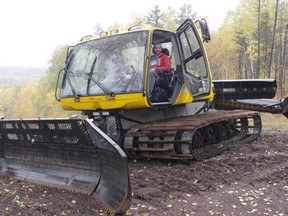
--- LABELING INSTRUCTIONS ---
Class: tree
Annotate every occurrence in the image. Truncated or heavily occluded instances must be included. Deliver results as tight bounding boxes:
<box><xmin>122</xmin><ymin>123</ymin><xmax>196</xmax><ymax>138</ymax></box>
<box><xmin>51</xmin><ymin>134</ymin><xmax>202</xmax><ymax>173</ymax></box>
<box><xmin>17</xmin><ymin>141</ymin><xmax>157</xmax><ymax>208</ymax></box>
<box><xmin>259</xmin><ymin>4</ymin><xmax>272</xmax><ymax>78</ymax></box>
<box><xmin>161</xmin><ymin>6</ymin><xmax>178</xmax><ymax>31</ymax></box>
<box><xmin>279</xmin><ymin>24</ymin><xmax>288</xmax><ymax>95</ymax></box>
<box><xmin>267</xmin><ymin>0</ymin><xmax>279</xmax><ymax>78</ymax></box>
<box><xmin>145</xmin><ymin>5</ymin><xmax>163</xmax><ymax>27</ymax></box>
<box><xmin>125</xmin><ymin>14</ymin><xmax>145</xmax><ymax>28</ymax></box>
<box><xmin>107</xmin><ymin>23</ymin><xmax>122</xmax><ymax>30</ymax></box>
<box><xmin>1</xmin><ymin>86</ymin><xmax>17</xmax><ymax>118</ymax></box>
<box><xmin>257</xmin><ymin>0</ymin><xmax>261</xmax><ymax>79</ymax></box>
<box><xmin>94</xmin><ymin>23</ymin><xmax>103</xmax><ymax>35</ymax></box>
<box><xmin>177</xmin><ymin>3</ymin><xmax>197</xmax><ymax>24</ymax></box>
<box><xmin>33</xmin><ymin>44</ymin><xmax>72</xmax><ymax>117</ymax></box>
<box><xmin>233</xmin><ymin>0</ymin><xmax>259</xmax><ymax>79</ymax></box>
<box><xmin>11</xmin><ymin>85</ymin><xmax>37</xmax><ymax>118</ymax></box>
<box><xmin>205</xmin><ymin>13</ymin><xmax>239</xmax><ymax>79</ymax></box>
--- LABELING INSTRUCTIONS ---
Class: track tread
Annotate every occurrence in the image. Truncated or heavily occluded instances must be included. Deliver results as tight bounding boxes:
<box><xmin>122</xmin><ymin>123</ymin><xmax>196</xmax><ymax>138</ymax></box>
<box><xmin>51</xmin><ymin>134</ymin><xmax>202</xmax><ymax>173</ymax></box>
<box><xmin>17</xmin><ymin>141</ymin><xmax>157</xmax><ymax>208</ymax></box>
<box><xmin>124</xmin><ymin>110</ymin><xmax>262</xmax><ymax>160</ymax></box>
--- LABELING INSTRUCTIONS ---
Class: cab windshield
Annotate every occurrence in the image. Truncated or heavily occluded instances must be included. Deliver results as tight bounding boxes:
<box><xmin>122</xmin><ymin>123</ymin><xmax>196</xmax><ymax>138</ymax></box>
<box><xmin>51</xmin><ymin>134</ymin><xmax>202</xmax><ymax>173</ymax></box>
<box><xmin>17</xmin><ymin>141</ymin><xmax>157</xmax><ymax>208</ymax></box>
<box><xmin>60</xmin><ymin>31</ymin><xmax>148</xmax><ymax>98</ymax></box>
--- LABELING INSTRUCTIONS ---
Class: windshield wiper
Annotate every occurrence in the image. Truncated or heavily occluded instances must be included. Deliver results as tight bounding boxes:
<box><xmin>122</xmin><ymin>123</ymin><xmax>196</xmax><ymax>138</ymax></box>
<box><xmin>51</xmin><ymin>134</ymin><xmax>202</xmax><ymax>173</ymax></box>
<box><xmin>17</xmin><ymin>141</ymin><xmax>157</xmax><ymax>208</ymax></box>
<box><xmin>85</xmin><ymin>74</ymin><xmax>115</xmax><ymax>97</ymax></box>
<box><xmin>86</xmin><ymin>56</ymin><xmax>115</xmax><ymax>97</ymax></box>
<box><xmin>86</xmin><ymin>56</ymin><xmax>97</xmax><ymax>94</ymax></box>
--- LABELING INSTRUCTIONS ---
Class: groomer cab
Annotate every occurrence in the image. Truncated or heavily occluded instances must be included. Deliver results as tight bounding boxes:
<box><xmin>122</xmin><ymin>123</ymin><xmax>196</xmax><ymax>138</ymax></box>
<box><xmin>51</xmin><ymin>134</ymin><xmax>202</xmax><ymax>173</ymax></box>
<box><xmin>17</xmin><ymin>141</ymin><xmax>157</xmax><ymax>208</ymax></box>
<box><xmin>57</xmin><ymin>19</ymin><xmax>214</xmax><ymax>111</ymax></box>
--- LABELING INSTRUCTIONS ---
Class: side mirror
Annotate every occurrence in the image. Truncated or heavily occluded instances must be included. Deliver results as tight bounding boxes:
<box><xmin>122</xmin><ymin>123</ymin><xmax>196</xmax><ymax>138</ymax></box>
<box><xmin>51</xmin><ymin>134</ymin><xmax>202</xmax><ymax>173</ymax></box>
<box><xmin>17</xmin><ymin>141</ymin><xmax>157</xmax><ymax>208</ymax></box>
<box><xmin>196</xmin><ymin>19</ymin><xmax>211</xmax><ymax>43</ymax></box>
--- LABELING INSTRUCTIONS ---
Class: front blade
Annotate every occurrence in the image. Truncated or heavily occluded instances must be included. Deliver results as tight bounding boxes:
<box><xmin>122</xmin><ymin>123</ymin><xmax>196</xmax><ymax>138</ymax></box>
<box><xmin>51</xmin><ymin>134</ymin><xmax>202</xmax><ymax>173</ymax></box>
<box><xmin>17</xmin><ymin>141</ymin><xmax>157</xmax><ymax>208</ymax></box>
<box><xmin>0</xmin><ymin>118</ymin><xmax>131</xmax><ymax>213</ymax></box>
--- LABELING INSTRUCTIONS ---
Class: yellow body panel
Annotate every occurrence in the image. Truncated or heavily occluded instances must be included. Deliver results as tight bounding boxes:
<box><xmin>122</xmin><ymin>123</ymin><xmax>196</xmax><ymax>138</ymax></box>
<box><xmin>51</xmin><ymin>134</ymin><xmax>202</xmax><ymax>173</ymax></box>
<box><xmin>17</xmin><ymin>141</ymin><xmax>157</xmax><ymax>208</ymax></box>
<box><xmin>60</xmin><ymin>82</ymin><xmax>214</xmax><ymax>111</ymax></box>
<box><xmin>174</xmin><ymin>84</ymin><xmax>193</xmax><ymax>104</ymax></box>
<box><xmin>174</xmin><ymin>84</ymin><xmax>214</xmax><ymax>105</ymax></box>
<box><xmin>60</xmin><ymin>93</ymin><xmax>149</xmax><ymax>111</ymax></box>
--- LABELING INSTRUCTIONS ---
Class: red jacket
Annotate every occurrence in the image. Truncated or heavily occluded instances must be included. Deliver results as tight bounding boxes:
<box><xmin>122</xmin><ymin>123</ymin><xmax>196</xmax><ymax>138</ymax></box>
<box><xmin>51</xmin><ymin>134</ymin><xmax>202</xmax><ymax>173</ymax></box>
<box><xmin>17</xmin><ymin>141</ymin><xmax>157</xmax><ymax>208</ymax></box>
<box><xmin>151</xmin><ymin>53</ymin><xmax>171</xmax><ymax>72</ymax></box>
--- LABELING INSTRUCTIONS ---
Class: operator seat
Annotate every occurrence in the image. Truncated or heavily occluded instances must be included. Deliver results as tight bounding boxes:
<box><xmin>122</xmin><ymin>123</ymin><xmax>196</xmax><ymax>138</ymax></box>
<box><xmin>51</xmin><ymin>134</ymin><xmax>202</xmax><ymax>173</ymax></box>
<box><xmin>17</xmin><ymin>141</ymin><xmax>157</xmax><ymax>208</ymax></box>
<box><xmin>162</xmin><ymin>48</ymin><xmax>170</xmax><ymax>56</ymax></box>
<box><xmin>151</xmin><ymin>48</ymin><xmax>175</xmax><ymax>102</ymax></box>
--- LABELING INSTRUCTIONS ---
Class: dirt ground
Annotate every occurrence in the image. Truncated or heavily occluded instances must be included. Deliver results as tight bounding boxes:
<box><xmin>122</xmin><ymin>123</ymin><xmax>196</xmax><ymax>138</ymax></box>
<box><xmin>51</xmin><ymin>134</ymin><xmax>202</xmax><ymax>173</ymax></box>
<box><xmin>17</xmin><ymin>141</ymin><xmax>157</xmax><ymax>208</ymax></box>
<box><xmin>0</xmin><ymin>129</ymin><xmax>287</xmax><ymax>216</ymax></box>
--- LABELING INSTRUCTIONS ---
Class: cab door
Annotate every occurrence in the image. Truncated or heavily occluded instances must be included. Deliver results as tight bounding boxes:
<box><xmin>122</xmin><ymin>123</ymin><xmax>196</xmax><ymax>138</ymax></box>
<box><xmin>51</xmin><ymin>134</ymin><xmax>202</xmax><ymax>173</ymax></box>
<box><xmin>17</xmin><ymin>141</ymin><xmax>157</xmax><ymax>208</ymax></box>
<box><xmin>176</xmin><ymin>19</ymin><xmax>211</xmax><ymax>98</ymax></box>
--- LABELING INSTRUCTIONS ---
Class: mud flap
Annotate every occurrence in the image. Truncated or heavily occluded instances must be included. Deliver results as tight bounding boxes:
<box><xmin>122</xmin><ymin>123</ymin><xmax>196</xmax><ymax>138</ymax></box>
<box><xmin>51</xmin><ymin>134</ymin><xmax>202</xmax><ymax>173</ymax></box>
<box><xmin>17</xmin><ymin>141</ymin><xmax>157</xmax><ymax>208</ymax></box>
<box><xmin>0</xmin><ymin>118</ymin><xmax>131</xmax><ymax>214</ymax></box>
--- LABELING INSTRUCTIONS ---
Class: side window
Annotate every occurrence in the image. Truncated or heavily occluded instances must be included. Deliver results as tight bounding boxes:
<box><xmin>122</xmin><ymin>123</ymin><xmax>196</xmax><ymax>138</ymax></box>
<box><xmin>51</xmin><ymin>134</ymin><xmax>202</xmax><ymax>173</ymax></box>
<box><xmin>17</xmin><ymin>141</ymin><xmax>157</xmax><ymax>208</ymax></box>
<box><xmin>179</xmin><ymin>27</ymin><xmax>207</xmax><ymax>78</ymax></box>
<box><xmin>185</xmin><ymin>28</ymin><xmax>200</xmax><ymax>54</ymax></box>
<box><xmin>179</xmin><ymin>33</ymin><xmax>190</xmax><ymax>59</ymax></box>
<box><xmin>185</xmin><ymin>57</ymin><xmax>207</xmax><ymax>77</ymax></box>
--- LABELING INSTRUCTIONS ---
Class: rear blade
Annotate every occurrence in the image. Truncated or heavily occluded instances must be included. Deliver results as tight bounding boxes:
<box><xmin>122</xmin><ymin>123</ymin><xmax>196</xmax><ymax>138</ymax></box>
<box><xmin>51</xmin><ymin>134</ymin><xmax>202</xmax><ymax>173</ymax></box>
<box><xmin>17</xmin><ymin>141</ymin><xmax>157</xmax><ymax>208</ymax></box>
<box><xmin>214</xmin><ymin>97</ymin><xmax>288</xmax><ymax>118</ymax></box>
<box><xmin>0</xmin><ymin>118</ymin><xmax>131</xmax><ymax>214</ymax></box>
<box><xmin>213</xmin><ymin>79</ymin><xmax>277</xmax><ymax>100</ymax></box>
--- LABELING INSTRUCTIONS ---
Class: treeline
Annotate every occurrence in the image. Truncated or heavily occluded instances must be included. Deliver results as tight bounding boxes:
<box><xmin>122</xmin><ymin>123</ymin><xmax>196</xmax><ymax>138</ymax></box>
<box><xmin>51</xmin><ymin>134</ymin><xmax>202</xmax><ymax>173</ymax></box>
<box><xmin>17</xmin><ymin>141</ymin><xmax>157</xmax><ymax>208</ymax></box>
<box><xmin>205</xmin><ymin>0</ymin><xmax>288</xmax><ymax>97</ymax></box>
<box><xmin>1</xmin><ymin>0</ymin><xmax>287</xmax><ymax>118</ymax></box>
<box><xmin>101</xmin><ymin>0</ymin><xmax>288</xmax><ymax>95</ymax></box>
<box><xmin>0</xmin><ymin>45</ymin><xmax>78</xmax><ymax>119</ymax></box>
<box><xmin>0</xmin><ymin>67</ymin><xmax>46</xmax><ymax>88</ymax></box>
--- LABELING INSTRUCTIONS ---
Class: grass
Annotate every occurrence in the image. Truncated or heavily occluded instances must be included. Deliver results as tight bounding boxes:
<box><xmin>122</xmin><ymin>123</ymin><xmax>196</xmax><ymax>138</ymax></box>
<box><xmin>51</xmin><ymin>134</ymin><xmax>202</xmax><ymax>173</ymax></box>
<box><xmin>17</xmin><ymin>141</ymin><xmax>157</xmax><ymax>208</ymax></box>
<box><xmin>261</xmin><ymin>113</ymin><xmax>288</xmax><ymax>131</ymax></box>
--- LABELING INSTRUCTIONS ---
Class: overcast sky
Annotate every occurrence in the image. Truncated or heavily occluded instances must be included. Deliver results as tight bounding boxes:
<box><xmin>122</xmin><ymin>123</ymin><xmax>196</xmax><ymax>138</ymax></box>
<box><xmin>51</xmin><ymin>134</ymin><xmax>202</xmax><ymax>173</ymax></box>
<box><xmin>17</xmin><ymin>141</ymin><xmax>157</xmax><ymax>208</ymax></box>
<box><xmin>0</xmin><ymin>0</ymin><xmax>240</xmax><ymax>68</ymax></box>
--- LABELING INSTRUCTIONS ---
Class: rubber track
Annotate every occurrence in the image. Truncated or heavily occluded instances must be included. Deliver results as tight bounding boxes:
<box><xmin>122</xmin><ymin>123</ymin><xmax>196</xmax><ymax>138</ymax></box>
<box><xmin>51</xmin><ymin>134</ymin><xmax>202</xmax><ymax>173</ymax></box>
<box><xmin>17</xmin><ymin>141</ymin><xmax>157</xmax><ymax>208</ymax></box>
<box><xmin>124</xmin><ymin>110</ymin><xmax>262</xmax><ymax>160</ymax></box>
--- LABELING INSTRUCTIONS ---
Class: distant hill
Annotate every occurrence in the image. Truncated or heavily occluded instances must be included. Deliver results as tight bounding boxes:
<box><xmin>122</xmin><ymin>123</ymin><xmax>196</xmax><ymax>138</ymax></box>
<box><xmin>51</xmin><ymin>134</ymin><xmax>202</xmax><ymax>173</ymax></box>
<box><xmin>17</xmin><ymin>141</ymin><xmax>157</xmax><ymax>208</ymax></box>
<box><xmin>0</xmin><ymin>66</ymin><xmax>46</xmax><ymax>86</ymax></box>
